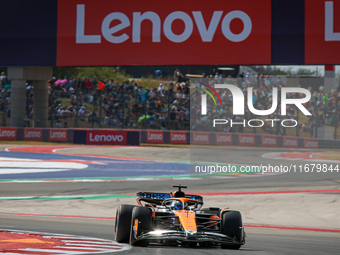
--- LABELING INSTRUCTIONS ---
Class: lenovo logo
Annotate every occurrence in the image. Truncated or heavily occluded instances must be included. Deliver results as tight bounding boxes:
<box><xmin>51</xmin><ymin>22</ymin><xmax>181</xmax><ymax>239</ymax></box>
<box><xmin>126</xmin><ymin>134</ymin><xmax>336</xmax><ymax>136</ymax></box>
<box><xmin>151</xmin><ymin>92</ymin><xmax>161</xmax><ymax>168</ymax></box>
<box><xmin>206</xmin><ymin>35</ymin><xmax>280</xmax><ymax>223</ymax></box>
<box><xmin>0</xmin><ymin>129</ymin><xmax>15</xmax><ymax>137</ymax></box>
<box><xmin>58</xmin><ymin>0</ymin><xmax>271</xmax><ymax>67</ymax></box>
<box><xmin>25</xmin><ymin>130</ymin><xmax>41</xmax><ymax>138</ymax></box>
<box><xmin>49</xmin><ymin>129</ymin><xmax>68</xmax><ymax>142</ymax></box>
<box><xmin>262</xmin><ymin>137</ymin><xmax>276</xmax><ymax>145</ymax></box>
<box><xmin>240</xmin><ymin>136</ymin><xmax>254</xmax><ymax>143</ymax></box>
<box><xmin>217</xmin><ymin>134</ymin><xmax>231</xmax><ymax>142</ymax></box>
<box><xmin>76</xmin><ymin>4</ymin><xmax>252</xmax><ymax>44</ymax></box>
<box><xmin>86</xmin><ymin>130</ymin><xmax>127</xmax><ymax>145</ymax></box>
<box><xmin>89</xmin><ymin>133</ymin><xmax>124</xmax><ymax>142</ymax></box>
<box><xmin>215</xmin><ymin>133</ymin><xmax>233</xmax><ymax>145</ymax></box>
<box><xmin>24</xmin><ymin>128</ymin><xmax>42</xmax><ymax>141</ymax></box>
<box><xmin>0</xmin><ymin>128</ymin><xmax>17</xmax><ymax>141</ymax></box>
<box><xmin>170</xmin><ymin>132</ymin><xmax>187</xmax><ymax>144</ymax></box>
<box><xmin>238</xmin><ymin>134</ymin><xmax>255</xmax><ymax>146</ymax></box>
<box><xmin>171</xmin><ymin>133</ymin><xmax>186</xmax><ymax>141</ymax></box>
<box><xmin>283</xmin><ymin>138</ymin><xmax>298</xmax><ymax>147</ymax></box>
<box><xmin>148</xmin><ymin>133</ymin><xmax>163</xmax><ymax>141</ymax></box>
<box><xmin>50</xmin><ymin>131</ymin><xmax>66</xmax><ymax>139</ymax></box>
<box><xmin>147</xmin><ymin>131</ymin><xmax>164</xmax><ymax>143</ymax></box>
<box><xmin>192</xmin><ymin>132</ymin><xmax>210</xmax><ymax>145</ymax></box>
<box><xmin>194</xmin><ymin>134</ymin><xmax>209</xmax><ymax>142</ymax></box>
<box><xmin>304</xmin><ymin>139</ymin><xmax>318</xmax><ymax>148</ymax></box>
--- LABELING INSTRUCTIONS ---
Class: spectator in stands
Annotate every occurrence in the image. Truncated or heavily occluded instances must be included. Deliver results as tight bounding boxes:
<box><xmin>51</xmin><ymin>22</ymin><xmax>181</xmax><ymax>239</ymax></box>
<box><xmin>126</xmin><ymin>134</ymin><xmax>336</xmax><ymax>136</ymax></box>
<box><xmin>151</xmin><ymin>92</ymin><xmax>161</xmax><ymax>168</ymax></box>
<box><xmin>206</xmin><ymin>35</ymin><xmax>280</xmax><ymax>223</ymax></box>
<box><xmin>0</xmin><ymin>72</ymin><xmax>8</xmax><ymax>88</ymax></box>
<box><xmin>85</xmin><ymin>78</ymin><xmax>92</xmax><ymax>93</ymax></box>
<box><xmin>158</xmin><ymin>83</ymin><xmax>165</xmax><ymax>95</ymax></box>
<box><xmin>176</xmin><ymin>82</ymin><xmax>183</xmax><ymax>94</ymax></box>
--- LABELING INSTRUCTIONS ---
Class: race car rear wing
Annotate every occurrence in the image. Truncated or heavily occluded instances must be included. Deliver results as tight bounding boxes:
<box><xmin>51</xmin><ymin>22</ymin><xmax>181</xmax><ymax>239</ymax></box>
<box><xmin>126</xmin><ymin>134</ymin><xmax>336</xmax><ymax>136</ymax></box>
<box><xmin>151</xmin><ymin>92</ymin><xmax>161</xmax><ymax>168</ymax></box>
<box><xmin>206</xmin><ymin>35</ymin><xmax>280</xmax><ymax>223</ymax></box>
<box><xmin>136</xmin><ymin>192</ymin><xmax>203</xmax><ymax>205</ymax></box>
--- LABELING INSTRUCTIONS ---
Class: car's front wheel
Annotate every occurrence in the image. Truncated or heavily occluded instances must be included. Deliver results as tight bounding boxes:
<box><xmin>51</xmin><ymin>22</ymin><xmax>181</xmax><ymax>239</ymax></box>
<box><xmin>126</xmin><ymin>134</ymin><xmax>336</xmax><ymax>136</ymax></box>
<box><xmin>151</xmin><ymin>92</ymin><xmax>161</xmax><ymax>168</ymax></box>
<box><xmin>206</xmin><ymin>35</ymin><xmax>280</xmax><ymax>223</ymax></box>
<box><xmin>220</xmin><ymin>210</ymin><xmax>244</xmax><ymax>249</ymax></box>
<box><xmin>115</xmin><ymin>204</ymin><xmax>136</xmax><ymax>243</ymax></box>
<box><xmin>130</xmin><ymin>207</ymin><xmax>152</xmax><ymax>247</ymax></box>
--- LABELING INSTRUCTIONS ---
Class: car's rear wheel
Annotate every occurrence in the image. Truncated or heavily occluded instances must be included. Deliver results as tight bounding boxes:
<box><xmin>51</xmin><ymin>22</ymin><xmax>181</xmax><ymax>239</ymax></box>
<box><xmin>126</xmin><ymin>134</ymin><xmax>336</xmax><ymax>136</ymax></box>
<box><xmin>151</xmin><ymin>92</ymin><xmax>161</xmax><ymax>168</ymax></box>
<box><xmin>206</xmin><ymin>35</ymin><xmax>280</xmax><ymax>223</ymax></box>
<box><xmin>130</xmin><ymin>207</ymin><xmax>152</xmax><ymax>247</ymax></box>
<box><xmin>115</xmin><ymin>204</ymin><xmax>135</xmax><ymax>243</ymax></box>
<box><xmin>220</xmin><ymin>210</ymin><xmax>243</xmax><ymax>249</ymax></box>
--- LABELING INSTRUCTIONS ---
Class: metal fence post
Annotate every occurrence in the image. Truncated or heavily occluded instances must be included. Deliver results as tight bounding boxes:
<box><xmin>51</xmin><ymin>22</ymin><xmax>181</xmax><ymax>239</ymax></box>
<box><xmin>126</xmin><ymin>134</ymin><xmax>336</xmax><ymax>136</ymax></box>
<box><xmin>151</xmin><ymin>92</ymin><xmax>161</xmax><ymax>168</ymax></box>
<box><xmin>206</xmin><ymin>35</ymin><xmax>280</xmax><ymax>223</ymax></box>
<box><xmin>75</xmin><ymin>88</ymin><xmax>79</xmax><ymax>128</ymax></box>
<box><xmin>314</xmin><ymin>104</ymin><xmax>318</xmax><ymax>139</ymax></box>
<box><xmin>99</xmin><ymin>92</ymin><xmax>102</xmax><ymax>128</ymax></box>
<box><xmin>335</xmin><ymin>100</ymin><xmax>338</xmax><ymax>140</ymax></box>
<box><xmin>2</xmin><ymin>92</ymin><xmax>6</xmax><ymax>127</ymax></box>
<box><xmin>168</xmin><ymin>89</ymin><xmax>170</xmax><ymax>130</ymax></box>
<box><xmin>276</xmin><ymin>110</ymin><xmax>279</xmax><ymax>135</ymax></box>
<box><xmin>122</xmin><ymin>88</ymin><xmax>125</xmax><ymax>128</ymax></box>
<box><xmin>144</xmin><ymin>93</ymin><xmax>147</xmax><ymax>130</ymax></box>
<box><xmin>296</xmin><ymin>108</ymin><xmax>299</xmax><ymax>137</ymax></box>
<box><xmin>50</xmin><ymin>103</ymin><xmax>53</xmax><ymax>128</ymax></box>
<box><xmin>210</xmin><ymin>92</ymin><xmax>213</xmax><ymax>132</ymax></box>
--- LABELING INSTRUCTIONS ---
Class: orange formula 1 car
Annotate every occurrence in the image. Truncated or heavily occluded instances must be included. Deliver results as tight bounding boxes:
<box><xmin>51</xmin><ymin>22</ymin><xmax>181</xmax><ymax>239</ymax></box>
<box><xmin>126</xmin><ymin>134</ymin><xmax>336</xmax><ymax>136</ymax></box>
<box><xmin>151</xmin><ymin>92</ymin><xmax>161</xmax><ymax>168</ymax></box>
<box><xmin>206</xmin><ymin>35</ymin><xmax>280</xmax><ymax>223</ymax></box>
<box><xmin>114</xmin><ymin>185</ymin><xmax>245</xmax><ymax>249</ymax></box>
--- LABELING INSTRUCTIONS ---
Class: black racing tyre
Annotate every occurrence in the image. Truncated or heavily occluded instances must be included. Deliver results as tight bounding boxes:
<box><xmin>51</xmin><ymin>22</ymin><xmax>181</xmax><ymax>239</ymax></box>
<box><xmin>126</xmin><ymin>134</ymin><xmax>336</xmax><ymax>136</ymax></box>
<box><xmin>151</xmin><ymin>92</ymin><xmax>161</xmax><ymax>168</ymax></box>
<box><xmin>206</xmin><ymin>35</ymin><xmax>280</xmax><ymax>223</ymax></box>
<box><xmin>220</xmin><ymin>210</ymin><xmax>243</xmax><ymax>250</ymax></box>
<box><xmin>115</xmin><ymin>204</ymin><xmax>136</xmax><ymax>243</ymax></box>
<box><xmin>130</xmin><ymin>207</ymin><xmax>152</xmax><ymax>247</ymax></box>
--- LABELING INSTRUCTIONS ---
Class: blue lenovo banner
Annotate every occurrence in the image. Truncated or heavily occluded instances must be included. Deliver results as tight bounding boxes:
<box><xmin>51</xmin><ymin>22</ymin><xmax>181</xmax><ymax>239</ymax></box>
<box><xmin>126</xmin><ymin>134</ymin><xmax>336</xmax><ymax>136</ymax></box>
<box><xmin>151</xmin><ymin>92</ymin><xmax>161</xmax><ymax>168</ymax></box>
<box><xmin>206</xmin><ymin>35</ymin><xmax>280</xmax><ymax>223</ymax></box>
<box><xmin>73</xmin><ymin>129</ymin><xmax>140</xmax><ymax>145</ymax></box>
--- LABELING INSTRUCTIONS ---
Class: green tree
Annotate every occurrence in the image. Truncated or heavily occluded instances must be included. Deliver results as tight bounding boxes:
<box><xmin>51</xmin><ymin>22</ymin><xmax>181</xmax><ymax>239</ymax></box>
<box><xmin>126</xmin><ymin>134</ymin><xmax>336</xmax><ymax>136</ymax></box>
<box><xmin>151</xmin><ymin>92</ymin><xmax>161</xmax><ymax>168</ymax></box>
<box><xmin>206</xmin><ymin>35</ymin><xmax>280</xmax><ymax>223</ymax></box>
<box><xmin>294</xmin><ymin>68</ymin><xmax>316</xmax><ymax>76</ymax></box>
<box><xmin>53</xmin><ymin>67</ymin><xmax>80</xmax><ymax>79</ymax></box>
<box><xmin>77</xmin><ymin>67</ymin><xmax>131</xmax><ymax>82</ymax></box>
<box><xmin>249</xmin><ymin>65</ymin><xmax>290</xmax><ymax>75</ymax></box>
<box><xmin>52</xmin><ymin>66</ymin><xmax>132</xmax><ymax>83</ymax></box>
<box><xmin>0</xmin><ymin>67</ymin><xmax>6</xmax><ymax>74</ymax></box>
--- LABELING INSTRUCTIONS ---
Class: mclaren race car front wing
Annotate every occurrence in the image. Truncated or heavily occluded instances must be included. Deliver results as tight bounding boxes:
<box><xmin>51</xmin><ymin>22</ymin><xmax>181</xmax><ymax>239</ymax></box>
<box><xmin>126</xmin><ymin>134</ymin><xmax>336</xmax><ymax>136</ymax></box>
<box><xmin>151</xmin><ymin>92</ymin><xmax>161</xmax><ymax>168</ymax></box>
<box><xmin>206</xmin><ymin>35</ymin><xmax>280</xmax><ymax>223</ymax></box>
<box><xmin>135</xmin><ymin>230</ymin><xmax>245</xmax><ymax>244</ymax></box>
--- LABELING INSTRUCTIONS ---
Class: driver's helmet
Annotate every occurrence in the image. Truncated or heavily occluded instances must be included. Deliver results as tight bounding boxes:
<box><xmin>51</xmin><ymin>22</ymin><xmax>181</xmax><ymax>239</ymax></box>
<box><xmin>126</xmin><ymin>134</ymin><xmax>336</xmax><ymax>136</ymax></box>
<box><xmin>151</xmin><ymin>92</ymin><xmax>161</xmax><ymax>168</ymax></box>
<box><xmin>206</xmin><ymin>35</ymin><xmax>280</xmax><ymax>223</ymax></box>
<box><xmin>170</xmin><ymin>200</ymin><xmax>183</xmax><ymax>210</ymax></box>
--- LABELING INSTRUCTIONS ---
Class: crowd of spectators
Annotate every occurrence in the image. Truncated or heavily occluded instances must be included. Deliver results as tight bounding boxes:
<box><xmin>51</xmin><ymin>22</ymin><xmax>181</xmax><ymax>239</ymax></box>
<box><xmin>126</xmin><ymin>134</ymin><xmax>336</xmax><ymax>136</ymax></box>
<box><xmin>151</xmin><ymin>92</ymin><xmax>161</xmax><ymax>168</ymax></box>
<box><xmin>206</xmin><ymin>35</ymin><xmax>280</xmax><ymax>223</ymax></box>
<box><xmin>45</xmin><ymin>73</ymin><xmax>191</xmax><ymax>130</ymax></box>
<box><xmin>0</xmin><ymin>70</ymin><xmax>339</xmax><ymax>137</ymax></box>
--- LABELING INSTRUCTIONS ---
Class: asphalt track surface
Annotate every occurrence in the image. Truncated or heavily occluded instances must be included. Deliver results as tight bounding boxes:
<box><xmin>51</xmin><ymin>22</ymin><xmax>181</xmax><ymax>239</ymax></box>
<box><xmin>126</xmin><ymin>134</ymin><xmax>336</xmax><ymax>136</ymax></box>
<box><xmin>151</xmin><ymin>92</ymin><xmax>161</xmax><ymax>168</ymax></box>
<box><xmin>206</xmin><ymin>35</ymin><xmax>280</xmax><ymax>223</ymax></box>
<box><xmin>1</xmin><ymin>145</ymin><xmax>340</xmax><ymax>254</ymax></box>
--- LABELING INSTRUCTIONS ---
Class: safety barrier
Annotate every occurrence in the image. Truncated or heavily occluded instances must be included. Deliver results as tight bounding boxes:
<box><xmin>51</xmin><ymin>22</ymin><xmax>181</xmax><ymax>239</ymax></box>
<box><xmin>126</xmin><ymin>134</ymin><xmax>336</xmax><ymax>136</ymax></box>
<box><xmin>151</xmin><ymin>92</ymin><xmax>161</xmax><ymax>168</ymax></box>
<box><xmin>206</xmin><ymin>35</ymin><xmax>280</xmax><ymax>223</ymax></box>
<box><xmin>189</xmin><ymin>131</ymin><xmax>320</xmax><ymax>149</ymax></box>
<box><xmin>0</xmin><ymin>127</ymin><xmax>139</xmax><ymax>146</ymax></box>
<box><xmin>141</xmin><ymin>130</ymin><xmax>324</xmax><ymax>149</ymax></box>
<box><xmin>1</xmin><ymin>127</ymin><xmax>340</xmax><ymax>149</ymax></box>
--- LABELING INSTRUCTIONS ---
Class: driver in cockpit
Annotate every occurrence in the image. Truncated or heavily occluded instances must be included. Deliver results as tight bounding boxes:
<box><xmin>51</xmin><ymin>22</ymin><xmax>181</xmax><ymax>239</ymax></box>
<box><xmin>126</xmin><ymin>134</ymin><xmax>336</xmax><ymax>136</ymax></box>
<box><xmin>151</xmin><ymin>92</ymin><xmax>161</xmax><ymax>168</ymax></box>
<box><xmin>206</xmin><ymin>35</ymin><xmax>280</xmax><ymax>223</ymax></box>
<box><xmin>170</xmin><ymin>200</ymin><xmax>183</xmax><ymax>210</ymax></box>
